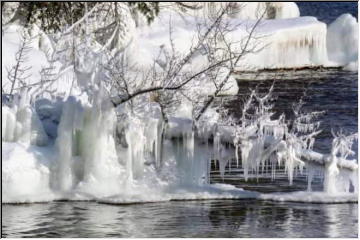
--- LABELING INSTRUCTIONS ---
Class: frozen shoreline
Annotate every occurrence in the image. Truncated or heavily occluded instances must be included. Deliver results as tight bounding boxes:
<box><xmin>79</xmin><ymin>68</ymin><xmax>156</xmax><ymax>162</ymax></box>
<box><xmin>2</xmin><ymin>2</ymin><xmax>358</xmax><ymax>206</ymax></box>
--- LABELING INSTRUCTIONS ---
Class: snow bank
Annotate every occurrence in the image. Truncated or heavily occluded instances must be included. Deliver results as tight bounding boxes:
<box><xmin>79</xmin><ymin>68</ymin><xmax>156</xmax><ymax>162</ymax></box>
<box><xmin>2</xmin><ymin>24</ymin><xmax>50</xmax><ymax>94</ymax></box>
<box><xmin>268</xmin><ymin>2</ymin><xmax>300</xmax><ymax>19</ymax></box>
<box><xmin>1</xmin><ymin>24</ymin><xmax>79</xmax><ymax>98</ymax></box>
<box><xmin>168</xmin><ymin>2</ymin><xmax>299</xmax><ymax>20</ymax></box>
<box><xmin>132</xmin><ymin>10</ymin><xmax>334</xmax><ymax>72</ymax></box>
<box><xmin>127</xmin><ymin>10</ymin><xmax>333</xmax><ymax>86</ymax></box>
<box><xmin>154</xmin><ymin>3</ymin><xmax>356</xmax><ymax>71</ymax></box>
<box><xmin>123</xmin><ymin>11</ymin><xmax>239</xmax><ymax>96</ymax></box>
<box><xmin>230</xmin><ymin>2</ymin><xmax>300</xmax><ymax>20</ymax></box>
<box><xmin>327</xmin><ymin>13</ymin><xmax>358</xmax><ymax>71</ymax></box>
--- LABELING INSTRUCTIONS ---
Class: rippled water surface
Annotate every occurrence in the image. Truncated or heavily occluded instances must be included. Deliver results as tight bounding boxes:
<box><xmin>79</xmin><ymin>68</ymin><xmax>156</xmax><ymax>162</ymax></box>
<box><xmin>2</xmin><ymin>200</ymin><xmax>358</xmax><ymax>238</ymax></box>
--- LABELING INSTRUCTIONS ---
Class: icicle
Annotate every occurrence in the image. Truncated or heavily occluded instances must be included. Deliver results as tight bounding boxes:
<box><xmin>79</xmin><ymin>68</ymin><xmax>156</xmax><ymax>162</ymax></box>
<box><xmin>306</xmin><ymin>164</ymin><xmax>315</xmax><ymax>192</ymax></box>
<box><xmin>54</xmin><ymin>96</ymin><xmax>80</xmax><ymax>192</ymax></box>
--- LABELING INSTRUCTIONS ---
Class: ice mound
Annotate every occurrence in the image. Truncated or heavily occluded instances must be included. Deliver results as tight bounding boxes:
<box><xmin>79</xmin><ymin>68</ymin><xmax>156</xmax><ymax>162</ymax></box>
<box><xmin>231</xmin><ymin>17</ymin><xmax>331</xmax><ymax>70</ymax></box>
<box><xmin>2</xmin><ymin>142</ymin><xmax>58</xmax><ymax>203</ymax></box>
<box><xmin>327</xmin><ymin>14</ymin><xmax>358</xmax><ymax>69</ymax></box>
<box><xmin>230</xmin><ymin>2</ymin><xmax>300</xmax><ymax>19</ymax></box>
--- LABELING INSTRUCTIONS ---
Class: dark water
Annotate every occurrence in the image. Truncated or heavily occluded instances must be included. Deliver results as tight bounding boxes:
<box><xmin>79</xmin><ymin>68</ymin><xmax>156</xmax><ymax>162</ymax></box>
<box><xmin>1</xmin><ymin>3</ymin><xmax>358</xmax><ymax>239</ymax></box>
<box><xmin>2</xmin><ymin>200</ymin><xmax>358</xmax><ymax>238</ymax></box>
<box><xmin>297</xmin><ymin>1</ymin><xmax>358</xmax><ymax>24</ymax></box>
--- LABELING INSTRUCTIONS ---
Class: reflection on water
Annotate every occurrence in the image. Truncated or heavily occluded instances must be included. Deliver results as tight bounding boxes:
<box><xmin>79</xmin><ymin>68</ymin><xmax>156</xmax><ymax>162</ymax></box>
<box><xmin>2</xmin><ymin>200</ymin><xmax>358</xmax><ymax>238</ymax></box>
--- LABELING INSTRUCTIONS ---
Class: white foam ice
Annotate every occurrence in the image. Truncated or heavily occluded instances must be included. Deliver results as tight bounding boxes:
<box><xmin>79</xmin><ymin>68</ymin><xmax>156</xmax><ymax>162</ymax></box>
<box><xmin>260</xmin><ymin>191</ymin><xmax>358</xmax><ymax>203</ymax></box>
<box><xmin>98</xmin><ymin>184</ymin><xmax>259</xmax><ymax>205</ymax></box>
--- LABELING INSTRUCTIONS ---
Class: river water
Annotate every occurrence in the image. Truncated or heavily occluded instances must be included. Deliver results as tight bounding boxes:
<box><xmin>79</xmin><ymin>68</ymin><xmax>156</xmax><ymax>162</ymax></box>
<box><xmin>1</xmin><ymin>2</ymin><xmax>358</xmax><ymax>238</ymax></box>
<box><xmin>2</xmin><ymin>200</ymin><xmax>358</xmax><ymax>238</ymax></box>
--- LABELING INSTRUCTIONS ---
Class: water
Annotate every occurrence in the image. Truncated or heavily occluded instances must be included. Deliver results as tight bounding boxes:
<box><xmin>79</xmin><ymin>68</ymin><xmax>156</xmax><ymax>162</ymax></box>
<box><xmin>2</xmin><ymin>200</ymin><xmax>357</xmax><ymax>238</ymax></box>
<box><xmin>297</xmin><ymin>1</ymin><xmax>358</xmax><ymax>24</ymax></box>
<box><xmin>1</xmin><ymin>2</ymin><xmax>358</xmax><ymax>238</ymax></box>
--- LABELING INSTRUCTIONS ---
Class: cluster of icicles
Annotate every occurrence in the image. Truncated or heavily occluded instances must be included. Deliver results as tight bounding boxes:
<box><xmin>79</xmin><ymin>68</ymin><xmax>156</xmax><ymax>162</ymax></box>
<box><xmin>2</xmin><ymin>85</ymin><xmax>358</xmax><ymax>198</ymax></box>
<box><xmin>231</xmin><ymin>86</ymin><xmax>358</xmax><ymax>194</ymax></box>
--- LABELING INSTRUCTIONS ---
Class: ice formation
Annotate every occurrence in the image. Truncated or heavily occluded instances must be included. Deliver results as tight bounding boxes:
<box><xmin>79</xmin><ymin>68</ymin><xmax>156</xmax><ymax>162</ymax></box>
<box><xmin>2</xmin><ymin>90</ymin><xmax>48</xmax><ymax>146</ymax></box>
<box><xmin>122</xmin><ymin>4</ymin><xmax>356</xmax><ymax>72</ymax></box>
<box><xmin>2</xmin><ymin>83</ymin><xmax>357</xmax><ymax>204</ymax></box>
<box><xmin>231</xmin><ymin>17</ymin><xmax>330</xmax><ymax>70</ymax></box>
<box><xmin>327</xmin><ymin>13</ymin><xmax>358</xmax><ymax>71</ymax></box>
<box><xmin>2</xmin><ymin>142</ymin><xmax>58</xmax><ymax>203</ymax></box>
<box><xmin>2</xmin><ymin>2</ymin><xmax>358</xmax><ymax>204</ymax></box>
<box><xmin>233</xmin><ymin>89</ymin><xmax>358</xmax><ymax>197</ymax></box>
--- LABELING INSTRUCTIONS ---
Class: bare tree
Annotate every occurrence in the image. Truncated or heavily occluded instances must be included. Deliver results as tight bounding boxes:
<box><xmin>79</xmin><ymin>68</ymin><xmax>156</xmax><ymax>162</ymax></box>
<box><xmin>105</xmin><ymin>3</ymin><xmax>268</xmax><ymax>121</ymax></box>
<box><xmin>6</xmin><ymin>32</ymin><xmax>33</xmax><ymax>96</ymax></box>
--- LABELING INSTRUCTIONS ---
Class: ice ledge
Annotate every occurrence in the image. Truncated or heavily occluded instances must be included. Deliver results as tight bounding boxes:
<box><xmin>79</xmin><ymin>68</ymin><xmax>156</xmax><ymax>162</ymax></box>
<box><xmin>260</xmin><ymin>191</ymin><xmax>358</xmax><ymax>203</ymax></box>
